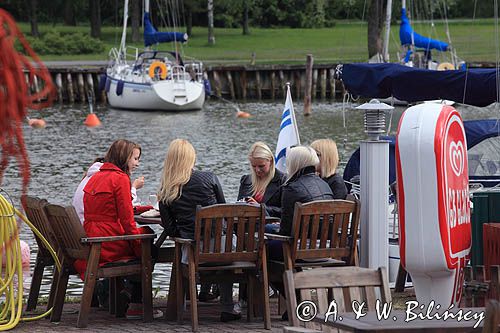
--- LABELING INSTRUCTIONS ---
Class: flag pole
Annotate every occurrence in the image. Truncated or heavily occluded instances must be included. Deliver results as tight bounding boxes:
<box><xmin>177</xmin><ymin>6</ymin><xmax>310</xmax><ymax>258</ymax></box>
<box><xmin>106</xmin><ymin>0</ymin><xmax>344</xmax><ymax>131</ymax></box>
<box><xmin>286</xmin><ymin>82</ymin><xmax>301</xmax><ymax>145</ymax></box>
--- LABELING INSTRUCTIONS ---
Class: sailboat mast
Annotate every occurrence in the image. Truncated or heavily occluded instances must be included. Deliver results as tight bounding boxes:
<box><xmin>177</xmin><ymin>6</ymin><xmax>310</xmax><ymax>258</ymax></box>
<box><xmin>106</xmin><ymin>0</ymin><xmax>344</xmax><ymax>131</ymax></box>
<box><xmin>145</xmin><ymin>0</ymin><xmax>150</xmax><ymax>13</ymax></box>
<box><xmin>383</xmin><ymin>0</ymin><xmax>393</xmax><ymax>62</ymax></box>
<box><xmin>119</xmin><ymin>0</ymin><xmax>129</xmax><ymax>56</ymax></box>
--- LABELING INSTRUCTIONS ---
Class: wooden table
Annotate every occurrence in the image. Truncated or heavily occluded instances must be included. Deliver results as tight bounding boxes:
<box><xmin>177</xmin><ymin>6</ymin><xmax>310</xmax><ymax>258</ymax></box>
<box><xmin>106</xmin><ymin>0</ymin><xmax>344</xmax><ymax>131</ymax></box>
<box><xmin>135</xmin><ymin>214</ymin><xmax>177</xmax><ymax>321</ymax></box>
<box><xmin>314</xmin><ymin>307</ymin><xmax>485</xmax><ymax>332</ymax></box>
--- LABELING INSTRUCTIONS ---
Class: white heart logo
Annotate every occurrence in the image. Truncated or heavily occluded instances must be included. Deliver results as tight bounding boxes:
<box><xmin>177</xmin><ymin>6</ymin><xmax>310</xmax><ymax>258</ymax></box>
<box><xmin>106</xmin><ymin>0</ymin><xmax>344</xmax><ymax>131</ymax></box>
<box><xmin>449</xmin><ymin>141</ymin><xmax>464</xmax><ymax>177</ymax></box>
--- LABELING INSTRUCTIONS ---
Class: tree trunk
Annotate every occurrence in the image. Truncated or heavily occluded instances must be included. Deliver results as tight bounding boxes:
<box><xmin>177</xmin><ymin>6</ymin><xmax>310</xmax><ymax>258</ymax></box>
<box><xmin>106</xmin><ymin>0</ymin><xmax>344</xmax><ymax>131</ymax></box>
<box><xmin>242</xmin><ymin>1</ymin><xmax>250</xmax><ymax>35</ymax></box>
<box><xmin>185</xmin><ymin>0</ymin><xmax>193</xmax><ymax>36</ymax></box>
<box><xmin>207</xmin><ymin>0</ymin><xmax>215</xmax><ymax>45</ymax></box>
<box><xmin>29</xmin><ymin>0</ymin><xmax>39</xmax><ymax>37</ymax></box>
<box><xmin>63</xmin><ymin>1</ymin><xmax>76</xmax><ymax>26</ymax></box>
<box><xmin>90</xmin><ymin>0</ymin><xmax>101</xmax><ymax>39</ymax></box>
<box><xmin>131</xmin><ymin>0</ymin><xmax>140</xmax><ymax>43</ymax></box>
<box><xmin>367</xmin><ymin>0</ymin><xmax>386</xmax><ymax>60</ymax></box>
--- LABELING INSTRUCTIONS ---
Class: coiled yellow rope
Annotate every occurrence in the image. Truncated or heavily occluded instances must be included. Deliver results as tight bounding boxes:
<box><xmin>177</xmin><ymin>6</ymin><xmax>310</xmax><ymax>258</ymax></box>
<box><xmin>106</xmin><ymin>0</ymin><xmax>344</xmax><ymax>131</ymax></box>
<box><xmin>0</xmin><ymin>192</ymin><xmax>60</xmax><ymax>331</ymax></box>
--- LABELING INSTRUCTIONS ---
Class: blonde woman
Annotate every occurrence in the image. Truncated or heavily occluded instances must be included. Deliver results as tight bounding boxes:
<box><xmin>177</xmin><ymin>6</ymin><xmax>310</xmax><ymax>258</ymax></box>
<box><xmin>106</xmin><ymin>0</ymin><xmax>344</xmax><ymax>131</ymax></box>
<box><xmin>157</xmin><ymin>139</ymin><xmax>240</xmax><ymax>322</ymax></box>
<box><xmin>237</xmin><ymin>141</ymin><xmax>286</xmax><ymax>218</ymax></box>
<box><xmin>311</xmin><ymin>139</ymin><xmax>348</xmax><ymax>199</ymax></box>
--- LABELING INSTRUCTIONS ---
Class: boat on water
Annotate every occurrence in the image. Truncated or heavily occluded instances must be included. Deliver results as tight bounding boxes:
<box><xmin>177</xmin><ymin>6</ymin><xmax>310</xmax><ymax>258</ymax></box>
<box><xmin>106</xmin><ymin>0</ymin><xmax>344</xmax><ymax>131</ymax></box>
<box><xmin>104</xmin><ymin>0</ymin><xmax>205</xmax><ymax>111</ymax></box>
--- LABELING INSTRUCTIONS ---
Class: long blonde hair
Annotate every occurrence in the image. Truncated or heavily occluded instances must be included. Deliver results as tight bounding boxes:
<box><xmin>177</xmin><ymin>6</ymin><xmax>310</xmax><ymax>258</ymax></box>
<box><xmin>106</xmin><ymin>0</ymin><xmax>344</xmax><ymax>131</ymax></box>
<box><xmin>286</xmin><ymin>146</ymin><xmax>319</xmax><ymax>182</ymax></box>
<box><xmin>311</xmin><ymin>139</ymin><xmax>339</xmax><ymax>178</ymax></box>
<box><xmin>248</xmin><ymin>141</ymin><xmax>275</xmax><ymax>196</ymax></box>
<box><xmin>158</xmin><ymin>139</ymin><xmax>196</xmax><ymax>204</ymax></box>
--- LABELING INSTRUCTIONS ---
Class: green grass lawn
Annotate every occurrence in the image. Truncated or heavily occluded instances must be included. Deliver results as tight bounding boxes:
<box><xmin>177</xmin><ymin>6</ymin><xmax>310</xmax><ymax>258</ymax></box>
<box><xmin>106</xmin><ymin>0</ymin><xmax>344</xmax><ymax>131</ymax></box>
<box><xmin>16</xmin><ymin>19</ymin><xmax>499</xmax><ymax>65</ymax></box>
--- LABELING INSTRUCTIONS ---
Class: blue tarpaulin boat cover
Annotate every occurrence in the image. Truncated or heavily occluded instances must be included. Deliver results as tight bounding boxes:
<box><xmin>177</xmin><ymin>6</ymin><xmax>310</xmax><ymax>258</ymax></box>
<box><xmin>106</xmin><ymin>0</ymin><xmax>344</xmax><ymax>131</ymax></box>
<box><xmin>343</xmin><ymin>119</ymin><xmax>500</xmax><ymax>187</ymax></box>
<box><xmin>399</xmin><ymin>8</ymin><xmax>448</xmax><ymax>51</ymax></box>
<box><xmin>144</xmin><ymin>12</ymin><xmax>187</xmax><ymax>47</ymax></box>
<box><xmin>340</xmin><ymin>63</ymin><xmax>498</xmax><ymax>107</ymax></box>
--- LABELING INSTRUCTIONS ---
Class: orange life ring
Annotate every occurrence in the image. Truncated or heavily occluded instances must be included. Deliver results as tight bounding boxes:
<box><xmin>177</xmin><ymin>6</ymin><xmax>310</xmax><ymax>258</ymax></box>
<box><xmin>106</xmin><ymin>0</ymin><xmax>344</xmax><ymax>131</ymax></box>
<box><xmin>148</xmin><ymin>61</ymin><xmax>168</xmax><ymax>80</ymax></box>
<box><xmin>437</xmin><ymin>62</ymin><xmax>455</xmax><ymax>71</ymax></box>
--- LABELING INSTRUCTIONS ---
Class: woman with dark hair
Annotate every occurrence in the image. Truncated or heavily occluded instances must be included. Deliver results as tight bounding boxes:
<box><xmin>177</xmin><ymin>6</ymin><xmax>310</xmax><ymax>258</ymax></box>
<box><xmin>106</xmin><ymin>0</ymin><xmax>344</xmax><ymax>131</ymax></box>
<box><xmin>75</xmin><ymin>139</ymin><xmax>160</xmax><ymax>320</ymax></box>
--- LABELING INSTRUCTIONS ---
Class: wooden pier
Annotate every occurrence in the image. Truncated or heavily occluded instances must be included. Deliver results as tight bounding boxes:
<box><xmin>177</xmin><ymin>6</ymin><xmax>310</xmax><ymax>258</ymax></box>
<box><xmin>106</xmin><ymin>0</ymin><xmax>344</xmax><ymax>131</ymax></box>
<box><xmin>31</xmin><ymin>60</ymin><xmax>496</xmax><ymax>105</ymax></box>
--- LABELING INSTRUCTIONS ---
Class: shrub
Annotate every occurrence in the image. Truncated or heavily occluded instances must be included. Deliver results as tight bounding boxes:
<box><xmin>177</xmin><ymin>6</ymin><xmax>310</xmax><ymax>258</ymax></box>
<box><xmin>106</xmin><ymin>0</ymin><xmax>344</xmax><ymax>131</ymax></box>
<box><xmin>17</xmin><ymin>30</ymin><xmax>105</xmax><ymax>55</ymax></box>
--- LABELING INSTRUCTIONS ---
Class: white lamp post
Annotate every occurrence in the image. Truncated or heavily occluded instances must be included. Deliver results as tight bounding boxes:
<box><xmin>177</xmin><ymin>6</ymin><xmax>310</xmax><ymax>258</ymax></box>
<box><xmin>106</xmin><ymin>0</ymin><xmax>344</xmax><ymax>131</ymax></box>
<box><xmin>356</xmin><ymin>99</ymin><xmax>393</xmax><ymax>269</ymax></box>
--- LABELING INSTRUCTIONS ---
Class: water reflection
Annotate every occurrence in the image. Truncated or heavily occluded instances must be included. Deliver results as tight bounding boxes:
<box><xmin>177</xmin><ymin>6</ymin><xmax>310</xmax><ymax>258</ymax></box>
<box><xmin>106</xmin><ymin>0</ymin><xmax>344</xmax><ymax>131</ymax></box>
<box><xmin>4</xmin><ymin>100</ymin><xmax>497</xmax><ymax>297</ymax></box>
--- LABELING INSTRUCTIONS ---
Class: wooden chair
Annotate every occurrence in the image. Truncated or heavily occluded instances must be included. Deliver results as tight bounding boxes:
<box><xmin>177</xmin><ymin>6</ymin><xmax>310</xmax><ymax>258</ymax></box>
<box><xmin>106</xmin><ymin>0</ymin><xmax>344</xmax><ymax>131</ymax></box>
<box><xmin>283</xmin><ymin>266</ymin><xmax>391</xmax><ymax>331</ymax></box>
<box><xmin>267</xmin><ymin>199</ymin><xmax>361</xmax><ymax>272</ymax></box>
<box><xmin>174</xmin><ymin>203</ymin><xmax>271</xmax><ymax>332</ymax></box>
<box><xmin>21</xmin><ymin>195</ymin><xmax>59</xmax><ymax>312</ymax></box>
<box><xmin>44</xmin><ymin>203</ymin><xmax>156</xmax><ymax>328</ymax></box>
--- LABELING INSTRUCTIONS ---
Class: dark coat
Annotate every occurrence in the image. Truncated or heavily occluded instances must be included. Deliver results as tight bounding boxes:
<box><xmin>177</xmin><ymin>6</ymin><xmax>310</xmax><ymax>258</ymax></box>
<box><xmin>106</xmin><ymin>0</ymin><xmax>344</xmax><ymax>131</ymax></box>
<box><xmin>279</xmin><ymin>166</ymin><xmax>333</xmax><ymax>236</ymax></box>
<box><xmin>323</xmin><ymin>173</ymin><xmax>348</xmax><ymax>199</ymax></box>
<box><xmin>159</xmin><ymin>169</ymin><xmax>225</xmax><ymax>239</ymax></box>
<box><xmin>237</xmin><ymin>169</ymin><xmax>286</xmax><ymax>218</ymax></box>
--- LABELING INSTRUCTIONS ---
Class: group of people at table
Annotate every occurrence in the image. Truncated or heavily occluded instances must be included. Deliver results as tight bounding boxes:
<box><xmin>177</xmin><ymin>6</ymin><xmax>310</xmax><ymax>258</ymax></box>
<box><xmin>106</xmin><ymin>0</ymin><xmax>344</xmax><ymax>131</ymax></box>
<box><xmin>71</xmin><ymin>138</ymin><xmax>348</xmax><ymax>321</ymax></box>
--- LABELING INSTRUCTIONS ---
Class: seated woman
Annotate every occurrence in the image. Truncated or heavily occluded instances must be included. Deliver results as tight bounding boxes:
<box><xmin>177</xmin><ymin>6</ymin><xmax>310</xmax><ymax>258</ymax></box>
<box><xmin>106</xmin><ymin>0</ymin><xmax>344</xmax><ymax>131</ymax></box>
<box><xmin>157</xmin><ymin>139</ymin><xmax>240</xmax><ymax>322</ymax></box>
<box><xmin>267</xmin><ymin>146</ymin><xmax>333</xmax><ymax>317</ymax></box>
<box><xmin>311</xmin><ymin>139</ymin><xmax>348</xmax><ymax>199</ymax></box>
<box><xmin>238</xmin><ymin>142</ymin><xmax>286</xmax><ymax>232</ymax></box>
<box><xmin>75</xmin><ymin>139</ymin><xmax>160</xmax><ymax>320</ymax></box>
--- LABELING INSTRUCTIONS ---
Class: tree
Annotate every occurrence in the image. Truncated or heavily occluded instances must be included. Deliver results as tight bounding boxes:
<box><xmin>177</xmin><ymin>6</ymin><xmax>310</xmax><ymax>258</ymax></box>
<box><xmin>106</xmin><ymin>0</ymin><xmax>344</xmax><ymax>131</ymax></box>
<box><xmin>207</xmin><ymin>0</ymin><xmax>215</xmax><ymax>45</ymax></box>
<box><xmin>367</xmin><ymin>0</ymin><xmax>386</xmax><ymax>60</ymax></box>
<box><xmin>64</xmin><ymin>1</ymin><xmax>76</xmax><ymax>26</ymax></box>
<box><xmin>131</xmin><ymin>0</ymin><xmax>141</xmax><ymax>43</ymax></box>
<box><xmin>90</xmin><ymin>0</ymin><xmax>101</xmax><ymax>39</ymax></box>
<box><xmin>28</xmin><ymin>0</ymin><xmax>39</xmax><ymax>37</ymax></box>
<box><xmin>242</xmin><ymin>0</ymin><xmax>250</xmax><ymax>35</ymax></box>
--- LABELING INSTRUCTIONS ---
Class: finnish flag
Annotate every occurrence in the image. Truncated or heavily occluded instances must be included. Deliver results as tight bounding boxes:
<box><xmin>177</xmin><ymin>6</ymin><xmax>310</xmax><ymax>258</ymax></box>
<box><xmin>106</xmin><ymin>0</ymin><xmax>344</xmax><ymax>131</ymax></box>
<box><xmin>275</xmin><ymin>84</ymin><xmax>300</xmax><ymax>173</ymax></box>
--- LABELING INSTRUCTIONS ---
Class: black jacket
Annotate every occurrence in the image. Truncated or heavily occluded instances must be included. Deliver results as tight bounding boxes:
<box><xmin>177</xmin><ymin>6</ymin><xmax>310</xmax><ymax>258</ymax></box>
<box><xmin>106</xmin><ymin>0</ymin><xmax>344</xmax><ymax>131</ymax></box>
<box><xmin>280</xmin><ymin>166</ymin><xmax>333</xmax><ymax>236</ymax></box>
<box><xmin>323</xmin><ymin>173</ymin><xmax>348</xmax><ymax>199</ymax></box>
<box><xmin>159</xmin><ymin>169</ymin><xmax>225</xmax><ymax>239</ymax></box>
<box><xmin>237</xmin><ymin>169</ymin><xmax>286</xmax><ymax>218</ymax></box>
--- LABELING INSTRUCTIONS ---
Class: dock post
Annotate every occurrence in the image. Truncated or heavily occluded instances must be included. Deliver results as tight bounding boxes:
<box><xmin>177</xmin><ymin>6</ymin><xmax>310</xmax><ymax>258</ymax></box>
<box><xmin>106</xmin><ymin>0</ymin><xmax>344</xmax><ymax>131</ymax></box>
<box><xmin>270</xmin><ymin>71</ymin><xmax>276</xmax><ymax>101</ymax></box>
<box><xmin>279</xmin><ymin>70</ymin><xmax>285</xmax><ymax>99</ymax></box>
<box><xmin>67</xmin><ymin>73</ymin><xmax>75</xmax><ymax>104</ymax></box>
<box><xmin>226</xmin><ymin>71</ymin><xmax>235</xmax><ymax>100</ymax></box>
<box><xmin>77</xmin><ymin>74</ymin><xmax>85</xmax><ymax>102</ymax></box>
<box><xmin>312</xmin><ymin>68</ymin><xmax>318</xmax><ymax>101</ymax></box>
<box><xmin>55</xmin><ymin>73</ymin><xmax>63</xmax><ymax>102</ymax></box>
<box><xmin>329</xmin><ymin>68</ymin><xmax>336</xmax><ymax>101</ymax></box>
<box><xmin>212</xmin><ymin>71</ymin><xmax>221</xmax><ymax>97</ymax></box>
<box><xmin>320</xmin><ymin>69</ymin><xmax>326</xmax><ymax>100</ymax></box>
<box><xmin>241</xmin><ymin>71</ymin><xmax>247</xmax><ymax>101</ymax></box>
<box><xmin>255</xmin><ymin>71</ymin><xmax>262</xmax><ymax>100</ymax></box>
<box><xmin>304</xmin><ymin>54</ymin><xmax>313</xmax><ymax>116</ymax></box>
<box><xmin>86</xmin><ymin>73</ymin><xmax>95</xmax><ymax>101</ymax></box>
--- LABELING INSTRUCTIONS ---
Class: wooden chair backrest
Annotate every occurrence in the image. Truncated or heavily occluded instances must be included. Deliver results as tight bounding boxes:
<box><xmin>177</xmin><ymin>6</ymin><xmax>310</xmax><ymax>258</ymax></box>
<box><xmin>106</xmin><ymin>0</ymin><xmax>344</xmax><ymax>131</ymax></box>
<box><xmin>21</xmin><ymin>195</ymin><xmax>58</xmax><ymax>256</ymax></box>
<box><xmin>194</xmin><ymin>203</ymin><xmax>266</xmax><ymax>267</ymax></box>
<box><xmin>45</xmin><ymin>204</ymin><xmax>89</xmax><ymax>260</ymax></box>
<box><xmin>284</xmin><ymin>266</ymin><xmax>391</xmax><ymax>329</ymax></box>
<box><xmin>290</xmin><ymin>199</ymin><xmax>360</xmax><ymax>265</ymax></box>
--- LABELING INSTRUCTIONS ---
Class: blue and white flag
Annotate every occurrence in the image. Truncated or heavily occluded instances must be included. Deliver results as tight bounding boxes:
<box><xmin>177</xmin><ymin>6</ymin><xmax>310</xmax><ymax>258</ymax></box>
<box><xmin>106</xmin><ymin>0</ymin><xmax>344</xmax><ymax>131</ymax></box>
<box><xmin>275</xmin><ymin>84</ymin><xmax>300</xmax><ymax>173</ymax></box>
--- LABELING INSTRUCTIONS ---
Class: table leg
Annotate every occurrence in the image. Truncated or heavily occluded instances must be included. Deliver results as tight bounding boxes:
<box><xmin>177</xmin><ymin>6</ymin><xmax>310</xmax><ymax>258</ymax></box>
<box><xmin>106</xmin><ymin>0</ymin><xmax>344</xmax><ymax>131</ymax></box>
<box><xmin>165</xmin><ymin>249</ymin><xmax>178</xmax><ymax>320</ymax></box>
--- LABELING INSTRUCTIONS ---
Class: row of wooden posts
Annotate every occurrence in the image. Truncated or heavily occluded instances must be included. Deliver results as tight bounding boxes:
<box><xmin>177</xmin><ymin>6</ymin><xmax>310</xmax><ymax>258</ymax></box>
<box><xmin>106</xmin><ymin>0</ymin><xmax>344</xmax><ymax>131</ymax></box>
<box><xmin>29</xmin><ymin>55</ymin><xmax>345</xmax><ymax>109</ymax></box>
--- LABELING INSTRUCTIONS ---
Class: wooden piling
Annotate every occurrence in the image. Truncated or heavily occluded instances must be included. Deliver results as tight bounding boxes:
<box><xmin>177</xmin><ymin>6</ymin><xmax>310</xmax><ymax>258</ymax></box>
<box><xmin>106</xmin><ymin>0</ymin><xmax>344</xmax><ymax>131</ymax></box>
<box><xmin>241</xmin><ymin>71</ymin><xmax>247</xmax><ymax>101</ymax></box>
<box><xmin>212</xmin><ymin>71</ymin><xmax>222</xmax><ymax>97</ymax></box>
<box><xmin>255</xmin><ymin>71</ymin><xmax>262</xmax><ymax>100</ymax></box>
<box><xmin>312</xmin><ymin>69</ymin><xmax>318</xmax><ymax>101</ymax></box>
<box><xmin>55</xmin><ymin>73</ymin><xmax>63</xmax><ymax>102</ymax></box>
<box><xmin>270</xmin><ymin>71</ymin><xmax>276</xmax><ymax>100</ymax></box>
<box><xmin>67</xmin><ymin>73</ymin><xmax>75</xmax><ymax>104</ymax></box>
<box><xmin>320</xmin><ymin>69</ymin><xmax>327</xmax><ymax>100</ymax></box>
<box><xmin>304</xmin><ymin>54</ymin><xmax>313</xmax><ymax>116</ymax></box>
<box><xmin>86</xmin><ymin>73</ymin><xmax>95</xmax><ymax>101</ymax></box>
<box><xmin>77</xmin><ymin>73</ymin><xmax>85</xmax><ymax>102</ymax></box>
<box><xmin>279</xmin><ymin>70</ymin><xmax>285</xmax><ymax>99</ymax></box>
<box><xmin>329</xmin><ymin>68</ymin><xmax>336</xmax><ymax>100</ymax></box>
<box><xmin>226</xmin><ymin>71</ymin><xmax>235</xmax><ymax>100</ymax></box>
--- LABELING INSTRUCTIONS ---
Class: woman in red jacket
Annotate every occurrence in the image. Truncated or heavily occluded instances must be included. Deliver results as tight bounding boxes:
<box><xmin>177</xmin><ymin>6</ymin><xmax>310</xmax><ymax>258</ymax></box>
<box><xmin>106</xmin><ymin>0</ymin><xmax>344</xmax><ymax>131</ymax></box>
<box><xmin>75</xmin><ymin>139</ymin><xmax>159</xmax><ymax>319</ymax></box>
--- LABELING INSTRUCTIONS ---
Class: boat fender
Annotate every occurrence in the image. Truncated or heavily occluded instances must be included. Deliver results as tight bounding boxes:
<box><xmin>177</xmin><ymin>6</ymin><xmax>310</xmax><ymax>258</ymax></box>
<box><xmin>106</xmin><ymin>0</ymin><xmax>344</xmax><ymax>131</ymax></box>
<box><xmin>204</xmin><ymin>79</ymin><xmax>212</xmax><ymax>96</ymax></box>
<box><xmin>98</xmin><ymin>74</ymin><xmax>107</xmax><ymax>92</ymax></box>
<box><xmin>437</xmin><ymin>62</ymin><xmax>455</xmax><ymax>71</ymax></box>
<box><xmin>149</xmin><ymin>61</ymin><xmax>168</xmax><ymax>80</ymax></box>
<box><xmin>105</xmin><ymin>77</ymin><xmax>111</xmax><ymax>93</ymax></box>
<box><xmin>116</xmin><ymin>80</ymin><xmax>124</xmax><ymax>96</ymax></box>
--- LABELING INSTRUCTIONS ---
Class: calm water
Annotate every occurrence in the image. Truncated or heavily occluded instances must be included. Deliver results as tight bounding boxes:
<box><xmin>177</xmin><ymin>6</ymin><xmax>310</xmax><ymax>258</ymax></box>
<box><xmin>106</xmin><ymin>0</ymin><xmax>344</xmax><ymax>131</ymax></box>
<box><xmin>3</xmin><ymin>100</ymin><xmax>498</xmax><ymax>297</ymax></box>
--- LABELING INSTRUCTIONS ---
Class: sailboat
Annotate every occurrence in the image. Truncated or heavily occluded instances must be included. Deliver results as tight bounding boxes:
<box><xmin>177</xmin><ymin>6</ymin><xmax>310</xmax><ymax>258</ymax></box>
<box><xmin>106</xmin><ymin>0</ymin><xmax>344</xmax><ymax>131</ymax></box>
<box><xmin>104</xmin><ymin>0</ymin><xmax>205</xmax><ymax>111</ymax></box>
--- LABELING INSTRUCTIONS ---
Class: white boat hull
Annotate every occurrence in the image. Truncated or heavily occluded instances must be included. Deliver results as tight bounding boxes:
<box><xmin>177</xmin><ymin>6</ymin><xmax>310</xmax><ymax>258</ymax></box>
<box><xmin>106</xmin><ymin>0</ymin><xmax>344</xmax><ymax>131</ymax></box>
<box><xmin>106</xmin><ymin>77</ymin><xmax>205</xmax><ymax>111</ymax></box>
